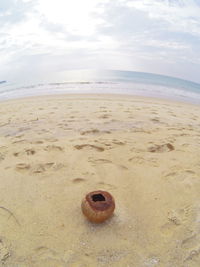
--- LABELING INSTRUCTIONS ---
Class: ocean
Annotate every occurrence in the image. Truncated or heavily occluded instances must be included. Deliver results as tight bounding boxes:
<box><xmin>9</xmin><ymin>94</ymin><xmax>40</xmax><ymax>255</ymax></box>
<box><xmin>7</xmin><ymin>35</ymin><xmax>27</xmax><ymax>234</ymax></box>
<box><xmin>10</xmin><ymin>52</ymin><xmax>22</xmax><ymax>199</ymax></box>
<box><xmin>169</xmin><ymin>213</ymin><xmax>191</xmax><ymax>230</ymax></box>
<box><xmin>0</xmin><ymin>70</ymin><xmax>200</xmax><ymax>104</ymax></box>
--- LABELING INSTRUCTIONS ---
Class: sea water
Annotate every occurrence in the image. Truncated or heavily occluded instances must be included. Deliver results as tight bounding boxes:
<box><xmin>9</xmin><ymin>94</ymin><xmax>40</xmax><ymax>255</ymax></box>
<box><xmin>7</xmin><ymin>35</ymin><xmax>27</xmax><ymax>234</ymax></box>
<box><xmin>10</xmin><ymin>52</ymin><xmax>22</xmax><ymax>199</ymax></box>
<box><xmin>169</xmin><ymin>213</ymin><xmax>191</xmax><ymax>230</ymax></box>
<box><xmin>0</xmin><ymin>70</ymin><xmax>200</xmax><ymax>104</ymax></box>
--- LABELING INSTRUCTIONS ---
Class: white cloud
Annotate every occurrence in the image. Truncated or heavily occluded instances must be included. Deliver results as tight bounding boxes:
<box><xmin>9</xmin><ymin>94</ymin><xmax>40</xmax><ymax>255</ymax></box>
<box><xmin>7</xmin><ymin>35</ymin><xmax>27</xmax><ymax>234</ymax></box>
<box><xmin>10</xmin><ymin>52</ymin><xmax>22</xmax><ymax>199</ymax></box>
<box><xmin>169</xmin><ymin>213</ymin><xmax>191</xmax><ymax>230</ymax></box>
<box><xmin>35</xmin><ymin>0</ymin><xmax>106</xmax><ymax>36</ymax></box>
<box><xmin>126</xmin><ymin>0</ymin><xmax>200</xmax><ymax>36</ymax></box>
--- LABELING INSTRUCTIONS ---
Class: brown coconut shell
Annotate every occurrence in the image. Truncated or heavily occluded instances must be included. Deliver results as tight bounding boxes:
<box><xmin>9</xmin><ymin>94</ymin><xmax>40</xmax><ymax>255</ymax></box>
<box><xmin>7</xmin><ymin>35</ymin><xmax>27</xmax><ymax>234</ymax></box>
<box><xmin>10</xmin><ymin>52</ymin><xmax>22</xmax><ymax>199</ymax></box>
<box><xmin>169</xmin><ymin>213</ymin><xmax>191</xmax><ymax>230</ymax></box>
<box><xmin>81</xmin><ymin>190</ymin><xmax>115</xmax><ymax>223</ymax></box>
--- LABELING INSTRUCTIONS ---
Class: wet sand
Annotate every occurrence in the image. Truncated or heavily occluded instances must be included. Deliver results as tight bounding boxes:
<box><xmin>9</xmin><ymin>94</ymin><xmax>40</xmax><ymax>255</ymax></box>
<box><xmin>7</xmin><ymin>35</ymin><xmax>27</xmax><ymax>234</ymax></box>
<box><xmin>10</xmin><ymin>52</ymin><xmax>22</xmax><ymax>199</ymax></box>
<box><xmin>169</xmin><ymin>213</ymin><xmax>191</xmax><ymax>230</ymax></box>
<box><xmin>0</xmin><ymin>94</ymin><xmax>200</xmax><ymax>266</ymax></box>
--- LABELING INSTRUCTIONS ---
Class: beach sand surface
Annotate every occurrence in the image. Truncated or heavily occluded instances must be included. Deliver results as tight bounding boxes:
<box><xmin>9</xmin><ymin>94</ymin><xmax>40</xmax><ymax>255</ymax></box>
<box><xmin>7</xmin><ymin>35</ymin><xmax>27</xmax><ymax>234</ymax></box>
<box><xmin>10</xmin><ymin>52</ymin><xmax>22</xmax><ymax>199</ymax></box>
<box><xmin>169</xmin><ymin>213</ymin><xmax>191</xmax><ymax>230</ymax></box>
<box><xmin>0</xmin><ymin>94</ymin><xmax>200</xmax><ymax>267</ymax></box>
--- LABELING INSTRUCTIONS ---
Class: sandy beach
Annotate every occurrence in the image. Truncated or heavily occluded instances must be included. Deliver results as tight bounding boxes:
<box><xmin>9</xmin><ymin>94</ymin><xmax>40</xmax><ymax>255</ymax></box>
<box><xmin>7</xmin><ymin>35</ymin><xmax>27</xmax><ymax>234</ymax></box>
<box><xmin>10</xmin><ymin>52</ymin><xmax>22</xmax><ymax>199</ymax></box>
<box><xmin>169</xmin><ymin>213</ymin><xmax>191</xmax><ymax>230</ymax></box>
<box><xmin>0</xmin><ymin>94</ymin><xmax>200</xmax><ymax>267</ymax></box>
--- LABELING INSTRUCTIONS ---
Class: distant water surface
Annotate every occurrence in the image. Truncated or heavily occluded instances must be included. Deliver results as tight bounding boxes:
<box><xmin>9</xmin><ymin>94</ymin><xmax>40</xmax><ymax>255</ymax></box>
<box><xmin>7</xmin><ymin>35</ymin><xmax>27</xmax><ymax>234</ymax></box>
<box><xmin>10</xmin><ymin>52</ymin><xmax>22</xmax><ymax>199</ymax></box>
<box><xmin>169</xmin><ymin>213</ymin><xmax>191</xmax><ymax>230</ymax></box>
<box><xmin>0</xmin><ymin>70</ymin><xmax>200</xmax><ymax>104</ymax></box>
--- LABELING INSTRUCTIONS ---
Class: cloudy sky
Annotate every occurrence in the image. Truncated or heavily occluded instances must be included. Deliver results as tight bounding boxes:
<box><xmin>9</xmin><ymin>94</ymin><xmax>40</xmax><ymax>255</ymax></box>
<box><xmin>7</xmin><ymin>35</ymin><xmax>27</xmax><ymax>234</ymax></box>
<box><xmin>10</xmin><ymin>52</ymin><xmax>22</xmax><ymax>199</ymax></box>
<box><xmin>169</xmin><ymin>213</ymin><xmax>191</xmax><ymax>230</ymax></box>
<box><xmin>1</xmin><ymin>0</ymin><xmax>200</xmax><ymax>83</ymax></box>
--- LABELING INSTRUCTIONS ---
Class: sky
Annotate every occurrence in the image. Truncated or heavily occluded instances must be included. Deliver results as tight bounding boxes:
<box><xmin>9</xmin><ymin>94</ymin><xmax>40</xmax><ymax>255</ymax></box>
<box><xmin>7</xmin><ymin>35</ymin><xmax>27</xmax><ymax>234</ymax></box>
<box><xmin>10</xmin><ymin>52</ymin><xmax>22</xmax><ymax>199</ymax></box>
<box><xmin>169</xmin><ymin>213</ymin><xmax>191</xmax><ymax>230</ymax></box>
<box><xmin>0</xmin><ymin>0</ymin><xmax>200</xmax><ymax>83</ymax></box>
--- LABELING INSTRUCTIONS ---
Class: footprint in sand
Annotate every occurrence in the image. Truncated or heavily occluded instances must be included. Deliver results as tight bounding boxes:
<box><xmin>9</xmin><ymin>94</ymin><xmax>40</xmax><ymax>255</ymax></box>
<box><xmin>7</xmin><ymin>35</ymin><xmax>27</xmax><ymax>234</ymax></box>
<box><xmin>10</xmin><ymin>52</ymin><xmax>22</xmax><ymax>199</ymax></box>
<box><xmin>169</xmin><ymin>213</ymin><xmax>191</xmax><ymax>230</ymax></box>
<box><xmin>0</xmin><ymin>153</ymin><xmax>5</xmax><ymax>162</ymax></box>
<box><xmin>23</xmin><ymin>246</ymin><xmax>65</xmax><ymax>266</ymax></box>
<box><xmin>25</xmin><ymin>149</ymin><xmax>36</xmax><ymax>155</ymax></box>
<box><xmin>80</xmin><ymin>129</ymin><xmax>100</xmax><ymax>135</ymax></box>
<box><xmin>15</xmin><ymin>162</ymin><xmax>64</xmax><ymax>174</ymax></box>
<box><xmin>117</xmin><ymin>164</ymin><xmax>128</xmax><ymax>170</ymax></box>
<box><xmin>129</xmin><ymin>156</ymin><xmax>159</xmax><ymax>167</ymax></box>
<box><xmin>0</xmin><ymin>146</ymin><xmax>7</xmax><ymax>157</ymax></box>
<box><xmin>72</xmin><ymin>178</ymin><xmax>86</xmax><ymax>183</ymax></box>
<box><xmin>31</xmin><ymin>140</ymin><xmax>44</xmax><ymax>144</ymax></box>
<box><xmin>184</xmin><ymin>247</ymin><xmax>200</xmax><ymax>263</ymax></box>
<box><xmin>148</xmin><ymin>143</ymin><xmax>175</xmax><ymax>153</ymax></box>
<box><xmin>44</xmin><ymin>138</ymin><xmax>58</xmax><ymax>143</ymax></box>
<box><xmin>181</xmin><ymin>209</ymin><xmax>200</xmax><ymax>263</ymax></box>
<box><xmin>89</xmin><ymin>158</ymin><xmax>128</xmax><ymax>172</ymax></box>
<box><xmin>97</xmin><ymin>142</ymin><xmax>112</xmax><ymax>149</ymax></box>
<box><xmin>31</xmin><ymin>162</ymin><xmax>64</xmax><ymax>174</ymax></box>
<box><xmin>182</xmin><ymin>234</ymin><xmax>200</xmax><ymax>250</ymax></box>
<box><xmin>112</xmin><ymin>140</ymin><xmax>126</xmax><ymax>145</ymax></box>
<box><xmin>12</xmin><ymin>139</ymin><xmax>26</xmax><ymax>144</ymax></box>
<box><xmin>89</xmin><ymin>158</ymin><xmax>112</xmax><ymax>164</ymax></box>
<box><xmin>31</xmin><ymin>164</ymin><xmax>47</xmax><ymax>174</ymax></box>
<box><xmin>160</xmin><ymin>220</ymin><xmax>180</xmax><ymax>237</ymax></box>
<box><xmin>161</xmin><ymin>205</ymin><xmax>193</xmax><ymax>237</ymax></box>
<box><xmin>128</xmin><ymin>156</ymin><xmax>145</xmax><ymax>164</ymax></box>
<box><xmin>74</xmin><ymin>144</ymin><xmax>105</xmax><ymax>152</ymax></box>
<box><xmin>44</xmin><ymin>145</ymin><xmax>64</xmax><ymax>152</ymax></box>
<box><xmin>98</xmin><ymin>114</ymin><xmax>110</xmax><ymax>119</ymax></box>
<box><xmin>96</xmin><ymin>158</ymin><xmax>111</xmax><ymax>163</ymax></box>
<box><xmin>163</xmin><ymin>169</ymin><xmax>197</xmax><ymax>185</ymax></box>
<box><xmin>13</xmin><ymin>148</ymin><xmax>36</xmax><ymax>157</ymax></box>
<box><xmin>150</xmin><ymin>117</ymin><xmax>161</xmax><ymax>123</ymax></box>
<box><xmin>80</xmin><ymin>129</ymin><xmax>111</xmax><ymax>135</ymax></box>
<box><xmin>15</xmin><ymin>163</ymin><xmax>30</xmax><ymax>171</ymax></box>
<box><xmin>97</xmin><ymin>181</ymin><xmax>117</xmax><ymax>190</ymax></box>
<box><xmin>164</xmin><ymin>171</ymin><xmax>177</xmax><ymax>178</ymax></box>
<box><xmin>0</xmin><ymin>239</ymin><xmax>11</xmax><ymax>265</ymax></box>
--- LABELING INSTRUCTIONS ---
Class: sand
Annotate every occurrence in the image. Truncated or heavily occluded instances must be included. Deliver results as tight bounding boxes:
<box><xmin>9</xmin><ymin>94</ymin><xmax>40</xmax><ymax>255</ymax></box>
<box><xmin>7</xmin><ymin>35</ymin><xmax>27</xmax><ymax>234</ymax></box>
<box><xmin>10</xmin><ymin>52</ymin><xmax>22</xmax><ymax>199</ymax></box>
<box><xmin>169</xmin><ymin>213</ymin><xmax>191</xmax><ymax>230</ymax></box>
<box><xmin>0</xmin><ymin>94</ymin><xmax>200</xmax><ymax>267</ymax></box>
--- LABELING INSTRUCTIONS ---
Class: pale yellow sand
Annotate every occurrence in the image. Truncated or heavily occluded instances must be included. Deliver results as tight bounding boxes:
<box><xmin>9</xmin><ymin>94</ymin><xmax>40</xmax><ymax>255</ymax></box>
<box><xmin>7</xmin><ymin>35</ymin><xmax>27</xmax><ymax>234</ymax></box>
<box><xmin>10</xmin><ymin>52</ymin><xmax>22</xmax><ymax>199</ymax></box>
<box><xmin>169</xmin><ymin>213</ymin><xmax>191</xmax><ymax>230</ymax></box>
<box><xmin>0</xmin><ymin>94</ymin><xmax>200</xmax><ymax>267</ymax></box>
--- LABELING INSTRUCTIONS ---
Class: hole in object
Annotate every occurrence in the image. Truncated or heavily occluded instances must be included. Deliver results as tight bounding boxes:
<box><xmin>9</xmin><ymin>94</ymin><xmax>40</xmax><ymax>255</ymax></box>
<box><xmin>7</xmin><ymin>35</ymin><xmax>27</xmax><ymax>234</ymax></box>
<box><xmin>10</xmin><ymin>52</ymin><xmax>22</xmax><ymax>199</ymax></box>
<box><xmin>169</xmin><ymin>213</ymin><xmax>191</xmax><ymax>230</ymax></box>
<box><xmin>92</xmin><ymin>194</ymin><xmax>105</xmax><ymax>202</ymax></box>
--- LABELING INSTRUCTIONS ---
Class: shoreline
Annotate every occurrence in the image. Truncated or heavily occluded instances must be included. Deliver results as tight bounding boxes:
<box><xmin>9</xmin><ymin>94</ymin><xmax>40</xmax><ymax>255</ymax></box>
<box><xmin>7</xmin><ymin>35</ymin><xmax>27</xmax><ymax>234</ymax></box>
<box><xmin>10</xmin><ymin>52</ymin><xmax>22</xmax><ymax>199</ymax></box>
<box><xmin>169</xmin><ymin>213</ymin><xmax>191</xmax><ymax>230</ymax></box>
<box><xmin>0</xmin><ymin>94</ymin><xmax>200</xmax><ymax>266</ymax></box>
<box><xmin>1</xmin><ymin>79</ymin><xmax>200</xmax><ymax>105</ymax></box>
<box><xmin>1</xmin><ymin>92</ymin><xmax>200</xmax><ymax>108</ymax></box>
